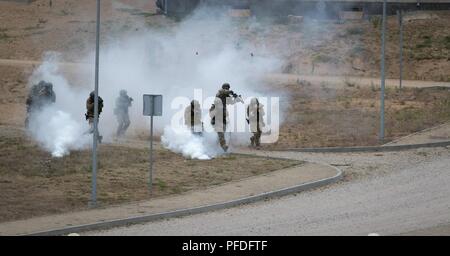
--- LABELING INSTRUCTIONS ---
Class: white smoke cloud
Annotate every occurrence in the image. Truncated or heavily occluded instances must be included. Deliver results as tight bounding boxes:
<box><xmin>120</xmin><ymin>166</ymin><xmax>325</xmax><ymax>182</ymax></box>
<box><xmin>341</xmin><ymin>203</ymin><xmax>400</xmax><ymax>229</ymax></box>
<box><xmin>161</xmin><ymin>126</ymin><xmax>223</xmax><ymax>160</ymax></box>
<box><xmin>27</xmin><ymin>106</ymin><xmax>91</xmax><ymax>157</ymax></box>
<box><xmin>26</xmin><ymin>52</ymin><xmax>93</xmax><ymax>157</ymax></box>
<box><xmin>27</xmin><ymin>5</ymin><xmax>283</xmax><ymax>159</ymax></box>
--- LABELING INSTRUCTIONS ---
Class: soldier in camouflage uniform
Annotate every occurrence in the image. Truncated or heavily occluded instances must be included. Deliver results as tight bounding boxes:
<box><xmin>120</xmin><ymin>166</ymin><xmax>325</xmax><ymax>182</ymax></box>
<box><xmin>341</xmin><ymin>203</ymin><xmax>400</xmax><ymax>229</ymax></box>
<box><xmin>211</xmin><ymin>83</ymin><xmax>243</xmax><ymax>152</ymax></box>
<box><xmin>25</xmin><ymin>80</ymin><xmax>56</xmax><ymax>128</ymax></box>
<box><xmin>246</xmin><ymin>97</ymin><xmax>265</xmax><ymax>149</ymax></box>
<box><xmin>85</xmin><ymin>91</ymin><xmax>104</xmax><ymax>143</ymax></box>
<box><xmin>209</xmin><ymin>97</ymin><xmax>229</xmax><ymax>152</ymax></box>
<box><xmin>114</xmin><ymin>90</ymin><xmax>133</xmax><ymax>138</ymax></box>
<box><xmin>184</xmin><ymin>100</ymin><xmax>203</xmax><ymax>135</ymax></box>
<box><xmin>215</xmin><ymin>83</ymin><xmax>243</xmax><ymax>107</ymax></box>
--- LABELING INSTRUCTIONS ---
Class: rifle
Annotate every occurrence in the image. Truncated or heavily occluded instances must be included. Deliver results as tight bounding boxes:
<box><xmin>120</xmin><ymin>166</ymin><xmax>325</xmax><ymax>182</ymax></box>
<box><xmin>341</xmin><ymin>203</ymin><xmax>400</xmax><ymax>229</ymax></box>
<box><xmin>230</xmin><ymin>90</ymin><xmax>244</xmax><ymax>104</ymax></box>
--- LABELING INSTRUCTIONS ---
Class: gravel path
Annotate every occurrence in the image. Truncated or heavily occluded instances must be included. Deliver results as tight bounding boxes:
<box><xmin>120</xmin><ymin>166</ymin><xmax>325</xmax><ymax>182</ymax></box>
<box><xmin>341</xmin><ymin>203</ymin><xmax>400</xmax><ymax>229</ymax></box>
<box><xmin>86</xmin><ymin>147</ymin><xmax>450</xmax><ymax>235</ymax></box>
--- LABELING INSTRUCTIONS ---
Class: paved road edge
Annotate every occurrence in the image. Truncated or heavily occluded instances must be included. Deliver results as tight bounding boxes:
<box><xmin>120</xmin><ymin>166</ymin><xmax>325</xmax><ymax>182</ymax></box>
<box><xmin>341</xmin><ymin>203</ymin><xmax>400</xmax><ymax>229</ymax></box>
<box><xmin>25</xmin><ymin>162</ymin><xmax>342</xmax><ymax>236</ymax></box>
<box><xmin>279</xmin><ymin>140</ymin><xmax>450</xmax><ymax>153</ymax></box>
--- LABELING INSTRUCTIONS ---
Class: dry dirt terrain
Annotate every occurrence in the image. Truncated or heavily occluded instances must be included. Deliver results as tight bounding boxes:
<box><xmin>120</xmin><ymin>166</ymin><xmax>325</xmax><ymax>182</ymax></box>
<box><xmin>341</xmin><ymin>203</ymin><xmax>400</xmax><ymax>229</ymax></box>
<box><xmin>261</xmin><ymin>81</ymin><xmax>450</xmax><ymax>148</ymax></box>
<box><xmin>1</xmin><ymin>0</ymin><xmax>450</xmax><ymax>147</ymax></box>
<box><xmin>1</xmin><ymin>0</ymin><xmax>450</xmax><ymax>225</ymax></box>
<box><xmin>0</xmin><ymin>125</ymin><xmax>300</xmax><ymax>222</ymax></box>
<box><xmin>276</xmin><ymin>11</ymin><xmax>450</xmax><ymax>82</ymax></box>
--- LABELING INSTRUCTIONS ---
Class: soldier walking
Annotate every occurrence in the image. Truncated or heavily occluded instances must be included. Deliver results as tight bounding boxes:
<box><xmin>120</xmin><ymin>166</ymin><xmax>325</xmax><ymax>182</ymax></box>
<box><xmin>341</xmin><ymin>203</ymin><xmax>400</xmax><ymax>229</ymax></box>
<box><xmin>212</xmin><ymin>83</ymin><xmax>243</xmax><ymax>152</ymax></box>
<box><xmin>114</xmin><ymin>89</ymin><xmax>133</xmax><ymax>138</ymax></box>
<box><xmin>246</xmin><ymin>98</ymin><xmax>265</xmax><ymax>149</ymax></box>
<box><xmin>184</xmin><ymin>100</ymin><xmax>203</xmax><ymax>135</ymax></box>
<box><xmin>209</xmin><ymin>98</ymin><xmax>229</xmax><ymax>152</ymax></box>
<box><xmin>85</xmin><ymin>91</ymin><xmax>104</xmax><ymax>143</ymax></box>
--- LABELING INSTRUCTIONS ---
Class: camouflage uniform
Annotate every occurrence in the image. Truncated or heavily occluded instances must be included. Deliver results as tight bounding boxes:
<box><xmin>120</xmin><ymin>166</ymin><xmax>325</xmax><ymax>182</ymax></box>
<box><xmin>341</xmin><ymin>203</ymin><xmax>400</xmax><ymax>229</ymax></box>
<box><xmin>25</xmin><ymin>81</ymin><xmax>56</xmax><ymax>128</ymax></box>
<box><xmin>86</xmin><ymin>91</ymin><xmax>104</xmax><ymax>143</ymax></box>
<box><xmin>212</xmin><ymin>83</ymin><xmax>242</xmax><ymax>152</ymax></box>
<box><xmin>114</xmin><ymin>90</ymin><xmax>133</xmax><ymax>137</ymax></box>
<box><xmin>209</xmin><ymin>98</ymin><xmax>229</xmax><ymax>151</ymax></box>
<box><xmin>184</xmin><ymin>100</ymin><xmax>203</xmax><ymax>135</ymax></box>
<box><xmin>246</xmin><ymin>98</ymin><xmax>265</xmax><ymax>148</ymax></box>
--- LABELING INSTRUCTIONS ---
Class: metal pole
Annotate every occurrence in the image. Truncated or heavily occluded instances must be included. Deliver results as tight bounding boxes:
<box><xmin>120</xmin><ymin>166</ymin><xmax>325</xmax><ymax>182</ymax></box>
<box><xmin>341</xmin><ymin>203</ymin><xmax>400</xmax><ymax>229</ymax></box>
<box><xmin>91</xmin><ymin>0</ymin><xmax>101</xmax><ymax>207</ymax></box>
<box><xmin>149</xmin><ymin>115</ymin><xmax>153</xmax><ymax>192</ymax></box>
<box><xmin>379</xmin><ymin>0</ymin><xmax>387</xmax><ymax>141</ymax></box>
<box><xmin>164</xmin><ymin>0</ymin><xmax>168</xmax><ymax>15</ymax></box>
<box><xmin>398</xmin><ymin>10</ymin><xmax>403</xmax><ymax>89</ymax></box>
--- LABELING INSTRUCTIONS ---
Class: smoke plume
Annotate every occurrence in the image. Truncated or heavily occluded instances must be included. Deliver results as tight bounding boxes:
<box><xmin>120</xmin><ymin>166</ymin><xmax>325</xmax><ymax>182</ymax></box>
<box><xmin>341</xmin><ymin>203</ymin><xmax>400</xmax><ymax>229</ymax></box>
<box><xmin>27</xmin><ymin>4</ymin><xmax>283</xmax><ymax>159</ymax></box>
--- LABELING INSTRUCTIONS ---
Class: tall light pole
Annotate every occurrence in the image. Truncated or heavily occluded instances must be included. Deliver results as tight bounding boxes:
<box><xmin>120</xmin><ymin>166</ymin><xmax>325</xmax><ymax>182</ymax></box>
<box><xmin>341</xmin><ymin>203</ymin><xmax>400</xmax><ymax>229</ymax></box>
<box><xmin>91</xmin><ymin>0</ymin><xmax>101</xmax><ymax>207</ymax></box>
<box><xmin>397</xmin><ymin>9</ymin><xmax>403</xmax><ymax>89</ymax></box>
<box><xmin>379</xmin><ymin>0</ymin><xmax>387</xmax><ymax>142</ymax></box>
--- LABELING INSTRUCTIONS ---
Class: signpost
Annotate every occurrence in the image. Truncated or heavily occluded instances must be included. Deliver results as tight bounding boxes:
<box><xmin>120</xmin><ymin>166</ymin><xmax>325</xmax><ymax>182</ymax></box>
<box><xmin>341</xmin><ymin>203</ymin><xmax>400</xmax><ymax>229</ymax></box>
<box><xmin>143</xmin><ymin>94</ymin><xmax>163</xmax><ymax>191</ymax></box>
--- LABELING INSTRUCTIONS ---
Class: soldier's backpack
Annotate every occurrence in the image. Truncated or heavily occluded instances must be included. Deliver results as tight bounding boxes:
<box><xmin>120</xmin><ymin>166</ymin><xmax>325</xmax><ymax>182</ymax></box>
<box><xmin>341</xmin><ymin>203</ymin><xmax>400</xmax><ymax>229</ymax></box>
<box><xmin>98</xmin><ymin>97</ymin><xmax>104</xmax><ymax>114</ymax></box>
<box><xmin>209</xmin><ymin>104</ymin><xmax>216</xmax><ymax>126</ymax></box>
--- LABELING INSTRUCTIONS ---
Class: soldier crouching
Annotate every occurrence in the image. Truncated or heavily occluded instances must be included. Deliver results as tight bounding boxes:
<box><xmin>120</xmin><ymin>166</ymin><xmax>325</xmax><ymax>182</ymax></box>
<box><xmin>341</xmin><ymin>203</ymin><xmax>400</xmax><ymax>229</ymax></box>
<box><xmin>25</xmin><ymin>80</ymin><xmax>56</xmax><ymax>128</ymax></box>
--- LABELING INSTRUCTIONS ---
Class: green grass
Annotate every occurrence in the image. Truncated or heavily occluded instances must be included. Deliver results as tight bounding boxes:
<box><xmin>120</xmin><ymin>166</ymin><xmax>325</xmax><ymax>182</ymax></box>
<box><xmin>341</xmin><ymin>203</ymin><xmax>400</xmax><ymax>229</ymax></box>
<box><xmin>443</xmin><ymin>35</ymin><xmax>450</xmax><ymax>50</ymax></box>
<box><xmin>0</xmin><ymin>32</ymin><xmax>10</xmax><ymax>41</ymax></box>
<box><xmin>155</xmin><ymin>178</ymin><xmax>168</xmax><ymax>191</ymax></box>
<box><xmin>312</xmin><ymin>53</ymin><xmax>336</xmax><ymax>64</ymax></box>
<box><xmin>348</xmin><ymin>44</ymin><xmax>365</xmax><ymax>57</ymax></box>
<box><xmin>370</xmin><ymin>16</ymin><xmax>381</xmax><ymax>29</ymax></box>
<box><xmin>23</xmin><ymin>25</ymin><xmax>41</xmax><ymax>31</ymax></box>
<box><xmin>346</xmin><ymin>27</ymin><xmax>364</xmax><ymax>35</ymax></box>
<box><xmin>416</xmin><ymin>35</ymin><xmax>432</xmax><ymax>49</ymax></box>
<box><xmin>133</xmin><ymin>12</ymin><xmax>158</xmax><ymax>18</ymax></box>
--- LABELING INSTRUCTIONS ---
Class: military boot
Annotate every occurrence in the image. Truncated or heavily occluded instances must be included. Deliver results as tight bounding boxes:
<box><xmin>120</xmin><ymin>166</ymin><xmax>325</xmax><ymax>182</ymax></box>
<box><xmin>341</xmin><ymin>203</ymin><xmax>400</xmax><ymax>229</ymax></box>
<box><xmin>255</xmin><ymin>137</ymin><xmax>261</xmax><ymax>150</ymax></box>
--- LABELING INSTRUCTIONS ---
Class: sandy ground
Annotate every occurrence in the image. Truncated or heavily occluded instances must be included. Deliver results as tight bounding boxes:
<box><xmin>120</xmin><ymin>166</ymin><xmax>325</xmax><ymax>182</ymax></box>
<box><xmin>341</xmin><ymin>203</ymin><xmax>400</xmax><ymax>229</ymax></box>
<box><xmin>85</xmin><ymin>146</ymin><xmax>450</xmax><ymax>236</ymax></box>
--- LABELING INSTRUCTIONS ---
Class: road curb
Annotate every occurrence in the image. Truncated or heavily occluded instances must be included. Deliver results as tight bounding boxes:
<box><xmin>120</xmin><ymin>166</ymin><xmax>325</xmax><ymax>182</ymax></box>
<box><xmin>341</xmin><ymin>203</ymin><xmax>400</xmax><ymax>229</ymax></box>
<box><xmin>277</xmin><ymin>140</ymin><xmax>450</xmax><ymax>153</ymax></box>
<box><xmin>25</xmin><ymin>162</ymin><xmax>342</xmax><ymax>236</ymax></box>
<box><xmin>383</xmin><ymin>122</ymin><xmax>450</xmax><ymax>146</ymax></box>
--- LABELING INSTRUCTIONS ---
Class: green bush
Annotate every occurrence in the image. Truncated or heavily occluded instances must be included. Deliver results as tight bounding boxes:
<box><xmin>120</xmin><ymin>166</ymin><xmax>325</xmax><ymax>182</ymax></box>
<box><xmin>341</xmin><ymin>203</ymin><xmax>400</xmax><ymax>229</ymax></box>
<box><xmin>443</xmin><ymin>35</ymin><xmax>450</xmax><ymax>50</ymax></box>
<box><xmin>370</xmin><ymin>16</ymin><xmax>381</xmax><ymax>29</ymax></box>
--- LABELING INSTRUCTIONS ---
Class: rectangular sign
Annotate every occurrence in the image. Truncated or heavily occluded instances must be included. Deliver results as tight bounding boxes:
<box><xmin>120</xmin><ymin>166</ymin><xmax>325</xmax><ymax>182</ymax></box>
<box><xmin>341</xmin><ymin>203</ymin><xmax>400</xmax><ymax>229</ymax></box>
<box><xmin>143</xmin><ymin>94</ymin><xmax>163</xmax><ymax>116</ymax></box>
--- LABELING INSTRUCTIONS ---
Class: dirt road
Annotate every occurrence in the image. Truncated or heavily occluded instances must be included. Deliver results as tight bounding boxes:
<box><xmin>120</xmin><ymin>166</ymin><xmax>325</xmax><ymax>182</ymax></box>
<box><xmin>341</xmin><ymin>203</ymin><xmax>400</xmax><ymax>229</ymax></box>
<box><xmin>85</xmin><ymin>147</ymin><xmax>450</xmax><ymax>235</ymax></box>
<box><xmin>2</xmin><ymin>58</ymin><xmax>450</xmax><ymax>89</ymax></box>
<box><xmin>266</xmin><ymin>73</ymin><xmax>450</xmax><ymax>89</ymax></box>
